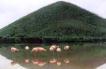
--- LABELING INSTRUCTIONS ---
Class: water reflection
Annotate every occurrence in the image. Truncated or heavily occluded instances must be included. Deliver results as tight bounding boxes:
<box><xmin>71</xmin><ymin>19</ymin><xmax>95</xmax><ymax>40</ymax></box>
<box><xmin>11</xmin><ymin>58</ymin><xmax>70</xmax><ymax>66</ymax></box>
<box><xmin>0</xmin><ymin>43</ymin><xmax>106</xmax><ymax>69</ymax></box>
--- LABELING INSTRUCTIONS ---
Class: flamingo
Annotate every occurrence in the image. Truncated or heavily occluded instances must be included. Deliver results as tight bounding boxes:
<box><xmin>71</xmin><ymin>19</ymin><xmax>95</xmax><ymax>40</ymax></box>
<box><xmin>49</xmin><ymin>58</ymin><xmax>62</xmax><ymax>66</ymax></box>
<box><xmin>64</xmin><ymin>45</ymin><xmax>70</xmax><ymax>51</ymax></box>
<box><xmin>24</xmin><ymin>59</ymin><xmax>30</xmax><ymax>64</ymax></box>
<box><xmin>38</xmin><ymin>61</ymin><xmax>46</xmax><ymax>67</ymax></box>
<box><xmin>32</xmin><ymin>47</ymin><xmax>47</xmax><ymax>59</ymax></box>
<box><xmin>49</xmin><ymin>58</ymin><xmax>57</xmax><ymax>64</ymax></box>
<box><xmin>64</xmin><ymin>59</ymin><xmax>70</xmax><ymax>64</ymax></box>
<box><xmin>56</xmin><ymin>61</ymin><xmax>62</xmax><ymax>66</ymax></box>
<box><xmin>49</xmin><ymin>45</ymin><xmax>59</xmax><ymax>52</ymax></box>
<box><xmin>56</xmin><ymin>47</ymin><xmax>62</xmax><ymax>57</ymax></box>
<box><xmin>32</xmin><ymin>59</ymin><xmax>39</xmax><ymax>65</ymax></box>
<box><xmin>56</xmin><ymin>47</ymin><xmax>61</xmax><ymax>52</ymax></box>
<box><xmin>24</xmin><ymin>46</ymin><xmax>30</xmax><ymax>62</ymax></box>
<box><xmin>32</xmin><ymin>59</ymin><xmax>46</xmax><ymax>67</ymax></box>
<box><xmin>56</xmin><ymin>46</ymin><xmax>63</xmax><ymax>64</ymax></box>
<box><xmin>32</xmin><ymin>47</ymin><xmax>46</xmax><ymax>52</ymax></box>
<box><xmin>64</xmin><ymin>45</ymin><xmax>70</xmax><ymax>61</ymax></box>
<box><xmin>49</xmin><ymin>45</ymin><xmax>58</xmax><ymax>59</ymax></box>
<box><xmin>10</xmin><ymin>47</ymin><xmax>19</xmax><ymax>62</ymax></box>
<box><xmin>50</xmin><ymin>45</ymin><xmax>57</xmax><ymax>50</ymax></box>
<box><xmin>25</xmin><ymin>46</ymin><xmax>30</xmax><ymax>50</ymax></box>
<box><xmin>10</xmin><ymin>47</ymin><xmax>19</xmax><ymax>53</ymax></box>
<box><xmin>49</xmin><ymin>47</ymin><xmax>55</xmax><ymax>51</ymax></box>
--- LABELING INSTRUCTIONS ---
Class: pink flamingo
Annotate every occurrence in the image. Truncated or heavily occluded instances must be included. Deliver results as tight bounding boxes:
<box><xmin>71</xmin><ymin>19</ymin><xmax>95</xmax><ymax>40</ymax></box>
<box><xmin>49</xmin><ymin>45</ymin><xmax>57</xmax><ymax>51</ymax></box>
<box><xmin>25</xmin><ymin>46</ymin><xmax>30</xmax><ymax>50</ymax></box>
<box><xmin>32</xmin><ymin>59</ymin><xmax>39</xmax><ymax>65</ymax></box>
<box><xmin>24</xmin><ymin>59</ymin><xmax>30</xmax><ymax>64</ymax></box>
<box><xmin>24</xmin><ymin>46</ymin><xmax>30</xmax><ymax>63</ymax></box>
<box><xmin>64</xmin><ymin>59</ymin><xmax>70</xmax><ymax>64</ymax></box>
<box><xmin>64</xmin><ymin>45</ymin><xmax>70</xmax><ymax>63</ymax></box>
<box><xmin>49</xmin><ymin>58</ymin><xmax>57</xmax><ymax>64</ymax></box>
<box><xmin>38</xmin><ymin>61</ymin><xmax>46</xmax><ymax>67</ymax></box>
<box><xmin>56</xmin><ymin>61</ymin><xmax>62</xmax><ymax>66</ymax></box>
<box><xmin>49</xmin><ymin>58</ymin><xmax>62</xmax><ymax>66</ymax></box>
<box><xmin>49</xmin><ymin>45</ymin><xmax>58</xmax><ymax>58</ymax></box>
<box><xmin>32</xmin><ymin>59</ymin><xmax>46</xmax><ymax>67</ymax></box>
<box><xmin>64</xmin><ymin>45</ymin><xmax>70</xmax><ymax>51</ymax></box>
<box><xmin>10</xmin><ymin>47</ymin><xmax>19</xmax><ymax>62</ymax></box>
<box><xmin>32</xmin><ymin>47</ymin><xmax>47</xmax><ymax>59</ymax></box>
<box><xmin>32</xmin><ymin>47</ymin><xmax>46</xmax><ymax>52</ymax></box>
<box><xmin>56</xmin><ymin>46</ymin><xmax>62</xmax><ymax>61</ymax></box>
<box><xmin>56</xmin><ymin>47</ymin><xmax>61</xmax><ymax>52</ymax></box>
<box><xmin>10</xmin><ymin>47</ymin><xmax>19</xmax><ymax>53</ymax></box>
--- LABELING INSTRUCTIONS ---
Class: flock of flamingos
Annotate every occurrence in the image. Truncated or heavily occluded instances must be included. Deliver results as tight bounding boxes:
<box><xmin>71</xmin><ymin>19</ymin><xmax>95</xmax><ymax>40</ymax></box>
<box><xmin>10</xmin><ymin>45</ymin><xmax>70</xmax><ymax>67</ymax></box>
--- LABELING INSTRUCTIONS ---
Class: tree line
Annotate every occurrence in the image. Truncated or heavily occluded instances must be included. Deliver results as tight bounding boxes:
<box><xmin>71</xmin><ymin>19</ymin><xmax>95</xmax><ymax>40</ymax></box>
<box><xmin>0</xmin><ymin>36</ymin><xmax>106</xmax><ymax>44</ymax></box>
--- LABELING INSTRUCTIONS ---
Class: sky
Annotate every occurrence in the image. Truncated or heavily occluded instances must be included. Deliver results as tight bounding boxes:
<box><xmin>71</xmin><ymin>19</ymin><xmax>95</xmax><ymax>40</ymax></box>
<box><xmin>0</xmin><ymin>0</ymin><xmax>106</xmax><ymax>29</ymax></box>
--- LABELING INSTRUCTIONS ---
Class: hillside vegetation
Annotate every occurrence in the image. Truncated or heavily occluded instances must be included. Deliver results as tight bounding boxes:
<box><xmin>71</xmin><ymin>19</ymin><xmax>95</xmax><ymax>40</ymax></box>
<box><xmin>0</xmin><ymin>1</ymin><xmax>106</xmax><ymax>41</ymax></box>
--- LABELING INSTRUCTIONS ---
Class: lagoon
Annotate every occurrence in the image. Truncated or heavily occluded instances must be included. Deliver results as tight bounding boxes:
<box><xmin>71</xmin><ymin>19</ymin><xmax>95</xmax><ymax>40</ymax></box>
<box><xmin>0</xmin><ymin>43</ymin><xmax>106</xmax><ymax>69</ymax></box>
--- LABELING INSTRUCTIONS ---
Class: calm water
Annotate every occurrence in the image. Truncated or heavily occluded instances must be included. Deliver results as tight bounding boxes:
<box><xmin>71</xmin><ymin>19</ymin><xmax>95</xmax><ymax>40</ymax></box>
<box><xmin>0</xmin><ymin>42</ymin><xmax>106</xmax><ymax>69</ymax></box>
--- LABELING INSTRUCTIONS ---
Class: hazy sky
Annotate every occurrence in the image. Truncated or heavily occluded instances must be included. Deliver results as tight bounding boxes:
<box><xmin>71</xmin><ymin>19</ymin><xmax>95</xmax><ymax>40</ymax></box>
<box><xmin>0</xmin><ymin>0</ymin><xmax>106</xmax><ymax>29</ymax></box>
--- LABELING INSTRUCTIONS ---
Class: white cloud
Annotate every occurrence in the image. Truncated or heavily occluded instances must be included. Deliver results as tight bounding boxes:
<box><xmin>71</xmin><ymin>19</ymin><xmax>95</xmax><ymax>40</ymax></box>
<box><xmin>0</xmin><ymin>0</ymin><xmax>106</xmax><ymax>29</ymax></box>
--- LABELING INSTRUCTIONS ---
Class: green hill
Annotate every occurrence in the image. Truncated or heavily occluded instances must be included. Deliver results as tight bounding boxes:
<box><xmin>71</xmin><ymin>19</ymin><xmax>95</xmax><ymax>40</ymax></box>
<box><xmin>0</xmin><ymin>1</ymin><xmax>106</xmax><ymax>40</ymax></box>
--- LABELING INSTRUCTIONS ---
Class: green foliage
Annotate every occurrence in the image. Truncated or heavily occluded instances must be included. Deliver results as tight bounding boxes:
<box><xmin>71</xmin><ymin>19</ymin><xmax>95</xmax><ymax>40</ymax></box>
<box><xmin>0</xmin><ymin>1</ymin><xmax>106</xmax><ymax>40</ymax></box>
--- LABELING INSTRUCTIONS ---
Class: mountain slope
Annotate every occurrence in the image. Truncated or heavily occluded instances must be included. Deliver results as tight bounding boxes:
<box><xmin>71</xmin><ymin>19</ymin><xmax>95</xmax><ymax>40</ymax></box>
<box><xmin>0</xmin><ymin>1</ymin><xmax>106</xmax><ymax>40</ymax></box>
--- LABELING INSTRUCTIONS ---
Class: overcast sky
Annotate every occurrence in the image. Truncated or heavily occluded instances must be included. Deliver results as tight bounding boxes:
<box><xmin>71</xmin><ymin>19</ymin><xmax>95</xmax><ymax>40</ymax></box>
<box><xmin>0</xmin><ymin>0</ymin><xmax>106</xmax><ymax>29</ymax></box>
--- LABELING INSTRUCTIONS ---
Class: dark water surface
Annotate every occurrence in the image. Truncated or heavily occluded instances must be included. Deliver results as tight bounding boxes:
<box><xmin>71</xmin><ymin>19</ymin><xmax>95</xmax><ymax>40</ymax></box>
<box><xmin>0</xmin><ymin>42</ymin><xmax>106</xmax><ymax>69</ymax></box>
